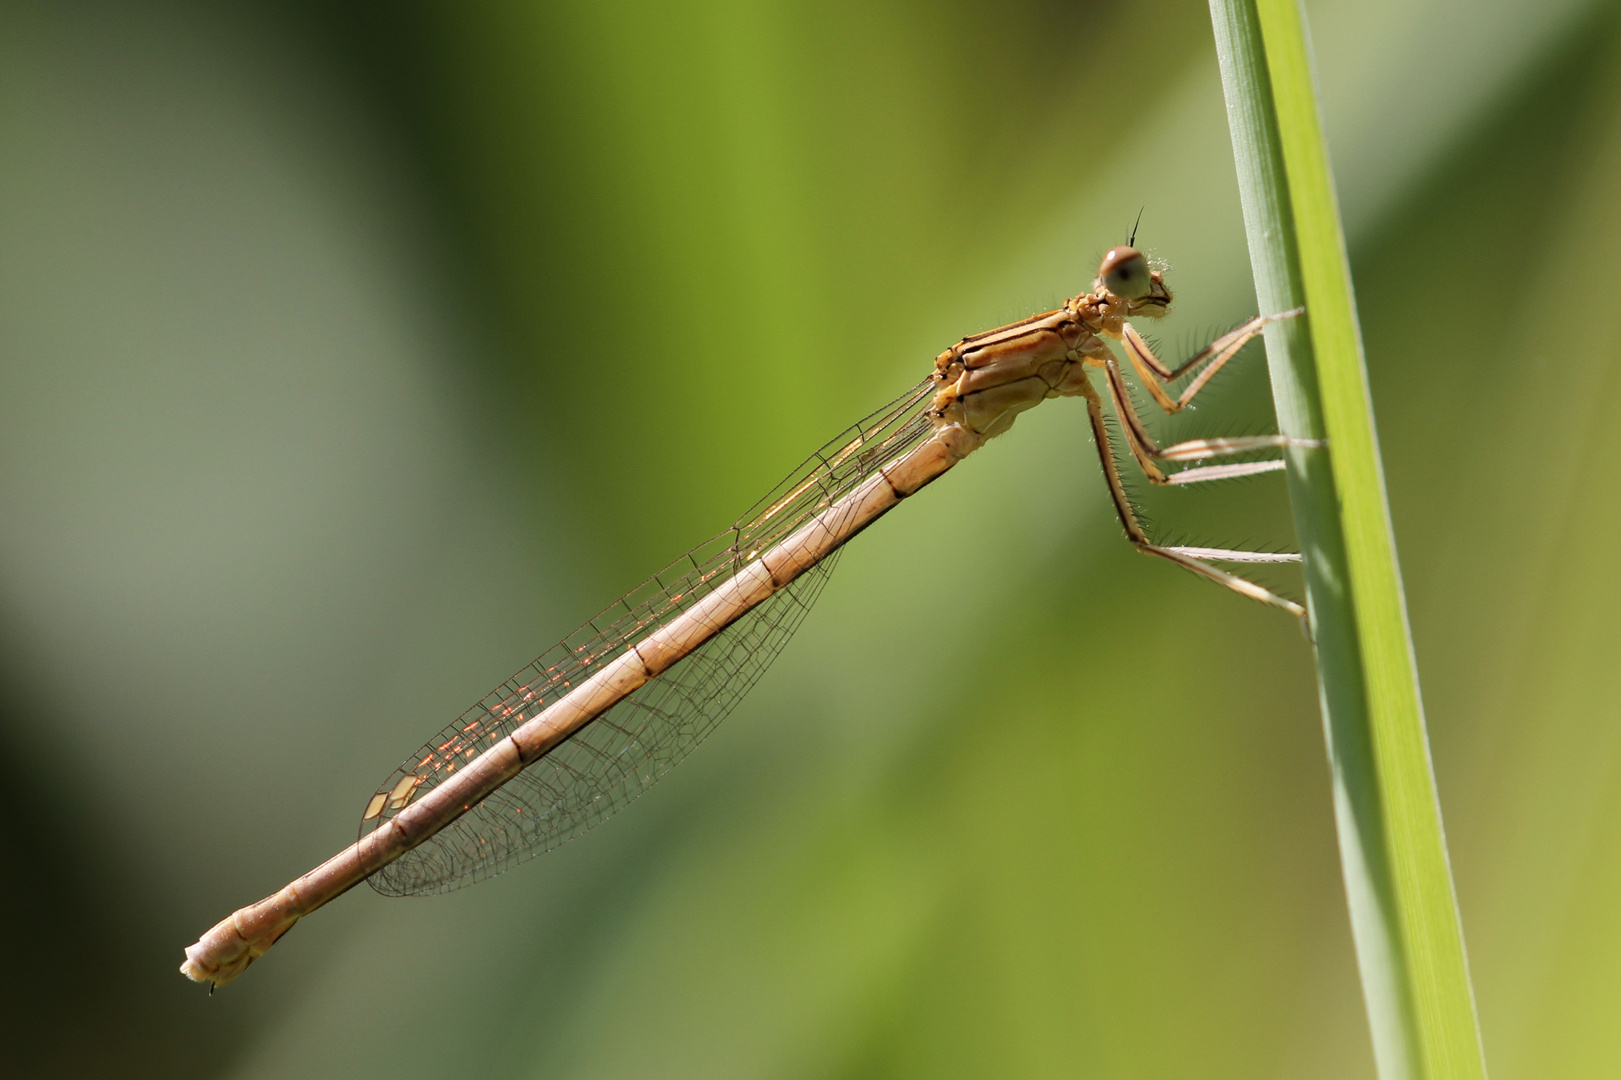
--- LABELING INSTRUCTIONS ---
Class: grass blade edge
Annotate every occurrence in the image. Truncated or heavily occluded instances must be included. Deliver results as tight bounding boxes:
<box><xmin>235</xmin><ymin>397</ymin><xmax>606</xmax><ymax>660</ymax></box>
<box><xmin>1204</xmin><ymin>2</ymin><xmax>1489</xmax><ymax>1077</ymax></box>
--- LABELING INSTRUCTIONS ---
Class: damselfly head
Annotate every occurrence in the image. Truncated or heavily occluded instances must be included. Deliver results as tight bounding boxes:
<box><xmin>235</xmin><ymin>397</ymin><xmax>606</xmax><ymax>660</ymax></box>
<box><xmin>1096</xmin><ymin>245</ymin><xmax>1171</xmax><ymax>315</ymax></box>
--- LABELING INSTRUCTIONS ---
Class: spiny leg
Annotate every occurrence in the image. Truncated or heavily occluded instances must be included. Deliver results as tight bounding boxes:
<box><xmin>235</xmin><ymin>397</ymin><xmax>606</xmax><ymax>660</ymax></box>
<box><xmin>1100</xmin><ymin>355</ymin><xmax>1314</xmax><ymax>487</ymax></box>
<box><xmin>1079</xmin><ymin>379</ymin><xmax>1304</xmax><ymax>618</ymax></box>
<box><xmin>1121</xmin><ymin>307</ymin><xmax>1303</xmax><ymax>414</ymax></box>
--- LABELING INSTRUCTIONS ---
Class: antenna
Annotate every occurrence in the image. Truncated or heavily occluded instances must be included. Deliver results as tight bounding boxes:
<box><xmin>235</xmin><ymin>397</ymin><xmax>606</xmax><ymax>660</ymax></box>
<box><xmin>1129</xmin><ymin>207</ymin><xmax>1144</xmax><ymax>248</ymax></box>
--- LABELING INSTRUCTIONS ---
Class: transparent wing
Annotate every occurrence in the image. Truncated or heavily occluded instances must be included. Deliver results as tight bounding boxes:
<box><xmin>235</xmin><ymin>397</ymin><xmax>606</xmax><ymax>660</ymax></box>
<box><xmin>369</xmin><ymin>551</ymin><xmax>840</xmax><ymax>897</ymax></box>
<box><xmin>360</xmin><ymin>377</ymin><xmax>935</xmax><ymax>896</ymax></box>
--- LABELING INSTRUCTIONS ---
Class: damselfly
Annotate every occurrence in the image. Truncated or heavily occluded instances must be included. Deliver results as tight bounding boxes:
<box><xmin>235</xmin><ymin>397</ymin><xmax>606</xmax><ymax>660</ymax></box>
<box><xmin>181</xmin><ymin>244</ymin><xmax>1310</xmax><ymax>988</ymax></box>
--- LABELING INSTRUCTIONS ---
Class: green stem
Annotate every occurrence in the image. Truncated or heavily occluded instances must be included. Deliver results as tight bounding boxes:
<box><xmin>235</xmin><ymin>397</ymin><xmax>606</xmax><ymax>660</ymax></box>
<box><xmin>1205</xmin><ymin>2</ymin><xmax>1487</xmax><ymax>1077</ymax></box>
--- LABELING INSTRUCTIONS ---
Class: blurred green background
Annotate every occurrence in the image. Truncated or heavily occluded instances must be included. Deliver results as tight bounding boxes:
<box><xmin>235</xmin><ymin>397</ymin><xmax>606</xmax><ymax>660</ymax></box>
<box><xmin>3</xmin><ymin>0</ymin><xmax>1620</xmax><ymax>1076</ymax></box>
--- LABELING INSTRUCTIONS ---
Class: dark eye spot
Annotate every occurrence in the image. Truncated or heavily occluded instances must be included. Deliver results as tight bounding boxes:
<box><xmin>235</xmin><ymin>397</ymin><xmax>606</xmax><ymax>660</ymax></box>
<box><xmin>1097</xmin><ymin>245</ymin><xmax>1152</xmax><ymax>299</ymax></box>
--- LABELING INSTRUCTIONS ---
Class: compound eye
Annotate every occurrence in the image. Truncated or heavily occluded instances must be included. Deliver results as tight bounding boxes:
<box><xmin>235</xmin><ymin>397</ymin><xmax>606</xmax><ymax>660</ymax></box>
<box><xmin>1100</xmin><ymin>246</ymin><xmax>1151</xmax><ymax>299</ymax></box>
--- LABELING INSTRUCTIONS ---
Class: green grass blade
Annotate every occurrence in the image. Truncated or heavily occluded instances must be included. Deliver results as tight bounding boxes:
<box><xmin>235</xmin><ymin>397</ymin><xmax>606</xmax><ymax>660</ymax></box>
<box><xmin>1206</xmin><ymin>2</ymin><xmax>1488</xmax><ymax>1077</ymax></box>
